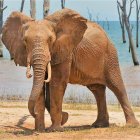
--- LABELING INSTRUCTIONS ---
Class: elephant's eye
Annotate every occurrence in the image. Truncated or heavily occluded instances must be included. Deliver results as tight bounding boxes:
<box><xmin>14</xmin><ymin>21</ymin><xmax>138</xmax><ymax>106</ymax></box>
<box><xmin>48</xmin><ymin>36</ymin><xmax>52</xmax><ymax>44</ymax></box>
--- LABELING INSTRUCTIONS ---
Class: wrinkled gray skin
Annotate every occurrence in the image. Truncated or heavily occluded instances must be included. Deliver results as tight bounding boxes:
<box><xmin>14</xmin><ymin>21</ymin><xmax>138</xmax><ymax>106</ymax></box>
<box><xmin>2</xmin><ymin>8</ymin><xmax>139</xmax><ymax>131</ymax></box>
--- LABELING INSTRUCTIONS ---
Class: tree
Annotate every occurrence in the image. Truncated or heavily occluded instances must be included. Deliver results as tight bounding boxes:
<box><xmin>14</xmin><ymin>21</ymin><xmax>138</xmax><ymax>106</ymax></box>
<box><xmin>106</xmin><ymin>18</ymin><xmax>110</xmax><ymax>30</ymax></box>
<box><xmin>43</xmin><ymin>0</ymin><xmax>50</xmax><ymax>18</ymax></box>
<box><xmin>61</xmin><ymin>0</ymin><xmax>65</xmax><ymax>9</ymax></box>
<box><xmin>30</xmin><ymin>0</ymin><xmax>36</xmax><ymax>19</ymax></box>
<box><xmin>0</xmin><ymin>0</ymin><xmax>7</xmax><ymax>57</ymax></box>
<box><xmin>135</xmin><ymin>0</ymin><xmax>140</xmax><ymax>48</ymax></box>
<box><xmin>117</xmin><ymin>0</ymin><xmax>139</xmax><ymax>66</ymax></box>
<box><xmin>87</xmin><ymin>8</ymin><xmax>93</xmax><ymax>21</ymax></box>
<box><xmin>0</xmin><ymin>0</ymin><xmax>7</xmax><ymax>34</ymax></box>
<box><xmin>20</xmin><ymin>0</ymin><xmax>25</xmax><ymax>12</ymax></box>
<box><xmin>96</xmin><ymin>14</ymin><xmax>100</xmax><ymax>24</ymax></box>
<box><xmin>117</xmin><ymin>3</ymin><xmax>126</xmax><ymax>43</ymax></box>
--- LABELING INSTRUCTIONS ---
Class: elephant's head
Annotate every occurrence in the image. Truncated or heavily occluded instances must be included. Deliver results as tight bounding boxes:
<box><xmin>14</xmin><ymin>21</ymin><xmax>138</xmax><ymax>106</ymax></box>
<box><xmin>2</xmin><ymin>9</ymin><xmax>87</xmax><ymax>117</ymax></box>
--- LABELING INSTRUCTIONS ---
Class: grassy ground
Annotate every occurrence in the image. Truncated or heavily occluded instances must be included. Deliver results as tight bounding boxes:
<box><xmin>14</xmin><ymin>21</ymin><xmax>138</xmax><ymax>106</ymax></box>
<box><xmin>0</xmin><ymin>101</ymin><xmax>140</xmax><ymax>140</ymax></box>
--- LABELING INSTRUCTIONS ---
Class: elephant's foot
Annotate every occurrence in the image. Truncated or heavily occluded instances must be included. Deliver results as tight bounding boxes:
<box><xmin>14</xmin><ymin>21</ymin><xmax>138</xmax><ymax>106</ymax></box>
<box><xmin>47</xmin><ymin>125</ymin><xmax>64</xmax><ymax>132</ymax></box>
<box><xmin>35</xmin><ymin>114</ymin><xmax>45</xmax><ymax>132</ymax></box>
<box><xmin>92</xmin><ymin>120</ymin><xmax>109</xmax><ymax>128</ymax></box>
<box><xmin>61</xmin><ymin>112</ymin><xmax>69</xmax><ymax>126</ymax></box>
<box><xmin>35</xmin><ymin>122</ymin><xmax>45</xmax><ymax>132</ymax></box>
<box><xmin>126</xmin><ymin>119</ymin><xmax>139</xmax><ymax>127</ymax></box>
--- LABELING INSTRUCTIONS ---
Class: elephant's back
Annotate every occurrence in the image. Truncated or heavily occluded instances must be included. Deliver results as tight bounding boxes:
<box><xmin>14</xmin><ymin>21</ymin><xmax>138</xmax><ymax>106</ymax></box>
<box><xmin>84</xmin><ymin>21</ymin><xmax>109</xmax><ymax>52</ymax></box>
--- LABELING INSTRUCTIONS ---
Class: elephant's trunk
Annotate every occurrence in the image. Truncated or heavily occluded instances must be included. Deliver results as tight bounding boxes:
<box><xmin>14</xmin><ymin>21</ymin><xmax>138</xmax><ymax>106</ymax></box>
<box><xmin>28</xmin><ymin>45</ymin><xmax>51</xmax><ymax>117</ymax></box>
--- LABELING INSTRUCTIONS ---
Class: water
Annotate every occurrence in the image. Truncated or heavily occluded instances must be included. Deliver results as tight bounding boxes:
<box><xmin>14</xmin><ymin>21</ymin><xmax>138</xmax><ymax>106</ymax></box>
<box><xmin>1</xmin><ymin>0</ymin><xmax>140</xmax><ymax>105</ymax></box>
<box><xmin>102</xmin><ymin>21</ymin><xmax>140</xmax><ymax>66</ymax></box>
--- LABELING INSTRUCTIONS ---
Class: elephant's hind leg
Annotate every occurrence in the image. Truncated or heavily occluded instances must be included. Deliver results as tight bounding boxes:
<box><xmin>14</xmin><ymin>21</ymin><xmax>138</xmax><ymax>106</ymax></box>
<box><xmin>87</xmin><ymin>84</ymin><xmax>109</xmax><ymax>128</ymax></box>
<box><xmin>107</xmin><ymin>79</ymin><xmax>139</xmax><ymax>126</ymax></box>
<box><xmin>106</xmin><ymin>46</ymin><xmax>139</xmax><ymax>126</ymax></box>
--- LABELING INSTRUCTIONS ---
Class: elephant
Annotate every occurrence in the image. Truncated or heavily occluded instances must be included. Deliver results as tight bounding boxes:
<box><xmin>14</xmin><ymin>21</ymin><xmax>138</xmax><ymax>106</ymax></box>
<box><xmin>2</xmin><ymin>8</ymin><xmax>139</xmax><ymax>132</ymax></box>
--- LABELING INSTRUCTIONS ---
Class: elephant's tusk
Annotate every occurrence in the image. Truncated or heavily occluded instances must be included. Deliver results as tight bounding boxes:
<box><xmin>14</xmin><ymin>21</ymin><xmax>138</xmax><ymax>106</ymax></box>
<box><xmin>44</xmin><ymin>62</ymin><xmax>51</xmax><ymax>83</ymax></box>
<box><xmin>26</xmin><ymin>64</ymin><xmax>32</xmax><ymax>79</ymax></box>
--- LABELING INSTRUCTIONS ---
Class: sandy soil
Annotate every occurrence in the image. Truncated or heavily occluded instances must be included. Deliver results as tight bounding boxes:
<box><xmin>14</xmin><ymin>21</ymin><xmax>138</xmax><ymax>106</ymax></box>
<box><xmin>0</xmin><ymin>102</ymin><xmax>140</xmax><ymax>140</ymax></box>
<box><xmin>0</xmin><ymin>58</ymin><xmax>140</xmax><ymax>139</ymax></box>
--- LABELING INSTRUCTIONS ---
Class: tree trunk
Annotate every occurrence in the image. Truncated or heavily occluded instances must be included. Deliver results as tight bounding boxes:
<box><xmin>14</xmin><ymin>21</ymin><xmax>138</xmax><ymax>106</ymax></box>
<box><xmin>61</xmin><ymin>0</ymin><xmax>65</xmax><ymax>9</ymax></box>
<box><xmin>106</xmin><ymin>18</ymin><xmax>110</xmax><ymax>30</ymax></box>
<box><xmin>122</xmin><ymin>15</ymin><xmax>126</xmax><ymax>43</ymax></box>
<box><xmin>0</xmin><ymin>0</ymin><xmax>4</xmax><ymax>34</ymax></box>
<box><xmin>123</xmin><ymin>0</ymin><xmax>139</xmax><ymax>65</ymax></box>
<box><xmin>136</xmin><ymin>0</ymin><xmax>139</xmax><ymax>48</ymax></box>
<box><xmin>20</xmin><ymin>0</ymin><xmax>25</xmax><ymax>12</ymax></box>
<box><xmin>30</xmin><ymin>0</ymin><xmax>36</xmax><ymax>19</ymax></box>
<box><xmin>118</xmin><ymin>0</ymin><xmax>139</xmax><ymax>65</ymax></box>
<box><xmin>87</xmin><ymin>8</ymin><xmax>92</xmax><ymax>21</ymax></box>
<box><xmin>136</xmin><ymin>16</ymin><xmax>139</xmax><ymax>48</ymax></box>
<box><xmin>0</xmin><ymin>40</ymin><xmax>3</xmax><ymax>57</ymax></box>
<box><xmin>43</xmin><ymin>0</ymin><xmax>50</xmax><ymax>18</ymax></box>
<box><xmin>126</xmin><ymin>24</ymin><xmax>139</xmax><ymax>65</ymax></box>
<box><xmin>117</xmin><ymin>3</ymin><xmax>126</xmax><ymax>43</ymax></box>
<box><xmin>0</xmin><ymin>0</ymin><xmax>4</xmax><ymax>57</ymax></box>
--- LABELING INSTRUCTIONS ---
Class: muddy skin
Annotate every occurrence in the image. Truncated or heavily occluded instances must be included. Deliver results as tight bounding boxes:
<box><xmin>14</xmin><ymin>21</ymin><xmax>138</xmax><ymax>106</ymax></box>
<box><xmin>2</xmin><ymin>9</ymin><xmax>139</xmax><ymax>131</ymax></box>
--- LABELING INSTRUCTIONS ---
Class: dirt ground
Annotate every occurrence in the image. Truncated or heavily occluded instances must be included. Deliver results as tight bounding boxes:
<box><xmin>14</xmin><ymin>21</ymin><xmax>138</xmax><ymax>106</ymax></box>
<box><xmin>0</xmin><ymin>102</ymin><xmax>140</xmax><ymax>140</ymax></box>
<box><xmin>0</xmin><ymin>57</ymin><xmax>140</xmax><ymax>140</ymax></box>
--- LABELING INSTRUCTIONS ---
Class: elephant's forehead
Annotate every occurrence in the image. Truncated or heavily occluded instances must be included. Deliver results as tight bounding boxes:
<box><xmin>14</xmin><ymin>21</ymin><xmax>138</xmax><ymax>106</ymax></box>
<box><xmin>29</xmin><ymin>22</ymin><xmax>47</xmax><ymax>30</ymax></box>
<box><xmin>27</xmin><ymin>22</ymin><xmax>51</xmax><ymax>36</ymax></box>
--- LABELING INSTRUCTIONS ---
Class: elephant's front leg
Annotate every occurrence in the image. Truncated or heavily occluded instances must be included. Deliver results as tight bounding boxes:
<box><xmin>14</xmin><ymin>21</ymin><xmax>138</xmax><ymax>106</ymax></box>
<box><xmin>49</xmin><ymin>60</ymin><xmax>71</xmax><ymax>131</ymax></box>
<box><xmin>34</xmin><ymin>87</ymin><xmax>45</xmax><ymax>131</ymax></box>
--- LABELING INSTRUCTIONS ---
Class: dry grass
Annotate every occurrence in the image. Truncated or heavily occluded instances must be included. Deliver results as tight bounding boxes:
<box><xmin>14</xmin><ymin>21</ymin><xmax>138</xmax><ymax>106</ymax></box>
<box><xmin>0</xmin><ymin>101</ymin><xmax>140</xmax><ymax>112</ymax></box>
<box><xmin>0</xmin><ymin>101</ymin><xmax>27</xmax><ymax>108</ymax></box>
<box><xmin>63</xmin><ymin>103</ymin><xmax>140</xmax><ymax>112</ymax></box>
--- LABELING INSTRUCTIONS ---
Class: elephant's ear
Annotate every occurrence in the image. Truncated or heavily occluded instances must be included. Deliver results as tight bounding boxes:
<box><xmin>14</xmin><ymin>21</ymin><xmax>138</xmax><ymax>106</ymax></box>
<box><xmin>2</xmin><ymin>11</ymin><xmax>33</xmax><ymax>66</ymax></box>
<box><xmin>46</xmin><ymin>8</ymin><xmax>87</xmax><ymax>65</ymax></box>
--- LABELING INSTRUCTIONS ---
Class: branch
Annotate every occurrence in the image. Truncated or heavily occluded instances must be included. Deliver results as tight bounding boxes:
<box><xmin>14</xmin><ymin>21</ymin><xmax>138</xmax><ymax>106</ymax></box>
<box><xmin>117</xmin><ymin>0</ymin><xmax>123</xmax><ymax>11</ymax></box>
<box><xmin>128</xmin><ymin>0</ymin><xmax>135</xmax><ymax>19</ymax></box>
<box><xmin>138</xmin><ymin>4</ymin><xmax>140</xmax><ymax>14</ymax></box>
<box><xmin>117</xmin><ymin>3</ymin><xmax>123</xmax><ymax>27</ymax></box>
<box><xmin>0</xmin><ymin>6</ymin><xmax>7</xmax><ymax>13</ymax></box>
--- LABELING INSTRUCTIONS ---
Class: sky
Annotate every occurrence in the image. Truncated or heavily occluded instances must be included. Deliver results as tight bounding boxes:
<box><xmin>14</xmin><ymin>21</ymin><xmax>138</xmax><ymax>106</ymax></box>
<box><xmin>3</xmin><ymin>0</ymin><xmax>138</xmax><ymax>21</ymax></box>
